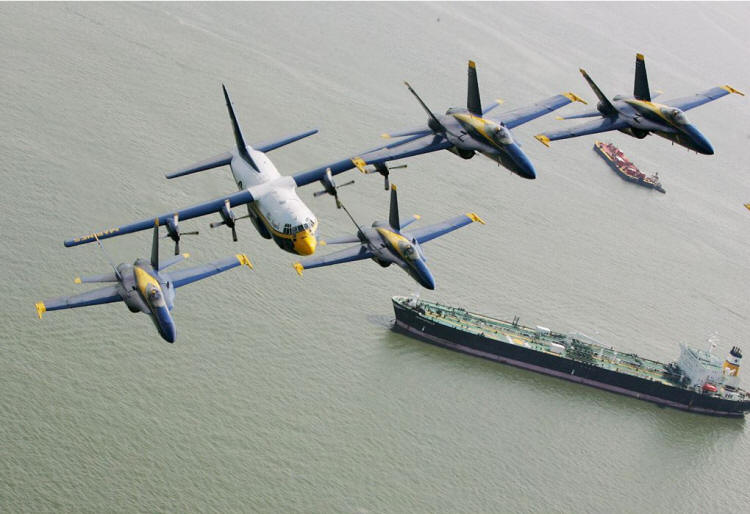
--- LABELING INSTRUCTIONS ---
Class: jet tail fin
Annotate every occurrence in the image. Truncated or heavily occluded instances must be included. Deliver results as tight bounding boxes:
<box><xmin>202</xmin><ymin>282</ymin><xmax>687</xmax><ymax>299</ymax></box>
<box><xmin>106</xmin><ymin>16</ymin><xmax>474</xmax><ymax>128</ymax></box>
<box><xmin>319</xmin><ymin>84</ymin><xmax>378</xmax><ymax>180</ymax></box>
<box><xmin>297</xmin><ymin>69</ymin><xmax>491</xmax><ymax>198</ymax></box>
<box><xmin>579</xmin><ymin>69</ymin><xmax>617</xmax><ymax>116</ymax></box>
<box><xmin>634</xmin><ymin>53</ymin><xmax>651</xmax><ymax>101</ymax></box>
<box><xmin>389</xmin><ymin>184</ymin><xmax>400</xmax><ymax>230</ymax></box>
<box><xmin>467</xmin><ymin>60</ymin><xmax>482</xmax><ymax>116</ymax></box>
<box><xmin>222</xmin><ymin>84</ymin><xmax>257</xmax><ymax>169</ymax></box>
<box><xmin>151</xmin><ymin>219</ymin><xmax>159</xmax><ymax>269</ymax></box>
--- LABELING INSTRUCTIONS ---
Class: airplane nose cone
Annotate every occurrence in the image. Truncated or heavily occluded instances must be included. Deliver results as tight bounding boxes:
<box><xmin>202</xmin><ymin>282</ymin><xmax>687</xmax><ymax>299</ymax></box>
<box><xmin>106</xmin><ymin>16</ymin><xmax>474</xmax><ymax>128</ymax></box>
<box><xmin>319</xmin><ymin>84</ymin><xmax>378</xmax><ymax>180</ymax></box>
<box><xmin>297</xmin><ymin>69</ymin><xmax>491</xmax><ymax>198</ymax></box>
<box><xmin>508</xmin><ymin>144</ymin><xmax>537</xmax><ymax>179</ymax></box>
<box><xmin>160</xmin><ymin>322</ymin><xmax>176</xmax><ymax>343</ymax></box>
<box><xmin>294</xmin><ymin>234</ymin><xmax>317</xmax><ymax>256</ymax></box>
<box><xmin>686</xmin><ymin>125</ymin><xmax>715</xmax><ymax>155</ymax></box>
<box><xmin>414</xmin><ymin>260</ymin><xmax>436</xmax><ymax>290</ymax></box>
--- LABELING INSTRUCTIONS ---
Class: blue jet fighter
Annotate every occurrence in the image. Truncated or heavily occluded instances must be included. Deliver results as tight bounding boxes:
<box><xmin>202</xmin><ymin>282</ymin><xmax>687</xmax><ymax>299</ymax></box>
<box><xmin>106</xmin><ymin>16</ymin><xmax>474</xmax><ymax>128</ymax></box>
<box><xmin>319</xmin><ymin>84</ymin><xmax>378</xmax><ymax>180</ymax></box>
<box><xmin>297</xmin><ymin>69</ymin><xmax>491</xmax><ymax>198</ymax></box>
<box><xmin>535</xmin><ymin>53</ymin><xmax>744</xmax><ymax>154</ymax></box>
<box><xmin>293</xmin><ymin>184</ymin><xmax>484</xmax><ymax>290</ymax></box>
<box><xmin>292</xmin><ymin>60</ymin><xmax>586</xmax><ymax>189</ymax></box>
<box><xmin>37</xmin><ymin>222</ymin><xmax>253</xmax><ymax>343</ymax></box>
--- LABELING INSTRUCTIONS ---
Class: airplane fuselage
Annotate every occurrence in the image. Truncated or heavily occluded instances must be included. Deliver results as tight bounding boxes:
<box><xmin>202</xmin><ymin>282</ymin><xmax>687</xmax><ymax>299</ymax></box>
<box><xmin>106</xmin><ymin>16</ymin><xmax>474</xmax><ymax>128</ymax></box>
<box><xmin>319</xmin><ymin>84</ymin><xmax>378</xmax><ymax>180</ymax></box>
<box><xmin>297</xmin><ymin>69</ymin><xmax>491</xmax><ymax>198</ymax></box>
<box><xmin>362</xmin><ymin>224</ymin><xmax>435</xmax><ymax>289</ymax></box>
<box><xmin>611</xmin><ymin>98</ymin><xmax>715</xmax><ymax>154</ymax></box>
<box><xmin>111</xmin><ymin>259</ymin><xmax>177</xmax><ymax>343</ymax></box>
<box><xmin>440</xmin><ymin>108</ymin><xmax>537</xmax><ymax>179</ymax></box>
<box><xmin>229</xmin><ymin>147</ymin><xmax>319</xmax><ymax>255</ymax></box>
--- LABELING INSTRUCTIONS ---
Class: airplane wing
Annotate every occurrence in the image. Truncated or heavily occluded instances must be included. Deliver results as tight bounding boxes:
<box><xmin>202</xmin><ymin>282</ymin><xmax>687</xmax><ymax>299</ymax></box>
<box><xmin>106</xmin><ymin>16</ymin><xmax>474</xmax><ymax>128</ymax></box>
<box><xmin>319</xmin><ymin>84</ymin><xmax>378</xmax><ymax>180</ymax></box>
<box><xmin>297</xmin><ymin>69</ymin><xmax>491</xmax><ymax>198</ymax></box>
<box><xmin>64</xmin><ymin>189</ymin><xmax>254</xmax><ymax>248</ymax></box>
<box><xmin>408</xmin><ymin>213</ymin><xmax>485</xmax><ymax>245</ymax></box>
<box><xmin>662</xmin><ymin>85</ymin><xmax>744</xmax><ymax>112</ymax></box>
<box><xmin>294</xmin><ymin>244</ymin><xmax>373</xmax><ymax>274</ymax></box>
<box><xmin>536</xmin><ymin>117</ymin><xmax>630</xmax><ymax>145</ymax></box>
<box><xmin>36</xmin><ymin>285</ymin><xmax>122</xmax><ymax>318</ymax></box>
<box><xmin>494</xmin><ymin>93</ymin><xmax>587</xmax><ymax>129</ymax></box>
<box><xmin>292</xmin><ymin>133</ymin><xmax>450</xmax><ymax>188</ymax></box>
<box><xmin>163</xmin><ymin>254</ymin><xmax>252</xmax><ymax>289</ymax></box>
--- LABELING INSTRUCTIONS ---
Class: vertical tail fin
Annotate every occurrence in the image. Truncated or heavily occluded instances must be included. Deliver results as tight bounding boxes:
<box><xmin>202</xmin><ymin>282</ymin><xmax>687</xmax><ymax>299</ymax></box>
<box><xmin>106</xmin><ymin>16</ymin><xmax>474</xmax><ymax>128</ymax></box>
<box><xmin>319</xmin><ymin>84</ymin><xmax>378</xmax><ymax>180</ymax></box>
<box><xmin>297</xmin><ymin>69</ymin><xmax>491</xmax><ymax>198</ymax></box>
<box><xmin>467</xmin><ymin>60</ymin><xmax>482</xmax><ymax>116</ymax></box>
<box><xmin>633</xmin><ymin>53</ymin><xmax>651</xmax><ymax>101</ymax></box>
<box><xmin>151</xmin><ymin>219</ymin><xmax>160</xmax><ymax>269</ymax></box>
<box><xmin>579</xmin><ymin>69</ymin><xmax>617</xmax><ymax>116</ymax></box>
<box><xmin>389</xmin><ymin>184</ymin><xmax>400</xmax><ymax>230</ymax></box>
<box><xmin>222</xmin><ymin>84</ymin><xmax>257</xmax><ymax>169</ymax></box>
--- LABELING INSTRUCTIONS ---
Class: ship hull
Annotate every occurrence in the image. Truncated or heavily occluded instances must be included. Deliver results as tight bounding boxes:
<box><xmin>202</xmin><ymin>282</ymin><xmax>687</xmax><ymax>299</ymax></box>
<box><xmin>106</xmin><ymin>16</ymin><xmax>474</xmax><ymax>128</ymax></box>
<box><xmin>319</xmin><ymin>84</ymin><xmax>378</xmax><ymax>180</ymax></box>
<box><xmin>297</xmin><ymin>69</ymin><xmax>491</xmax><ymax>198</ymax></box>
<box><xmin>594</xmin><ymin>142</ymin><xmax>666</xmax><ymax>193</ymax></box>
<box><xmin>393</xmin><ymin>299</ymin><xmax>750</xmax><ymax>417</ymax></box>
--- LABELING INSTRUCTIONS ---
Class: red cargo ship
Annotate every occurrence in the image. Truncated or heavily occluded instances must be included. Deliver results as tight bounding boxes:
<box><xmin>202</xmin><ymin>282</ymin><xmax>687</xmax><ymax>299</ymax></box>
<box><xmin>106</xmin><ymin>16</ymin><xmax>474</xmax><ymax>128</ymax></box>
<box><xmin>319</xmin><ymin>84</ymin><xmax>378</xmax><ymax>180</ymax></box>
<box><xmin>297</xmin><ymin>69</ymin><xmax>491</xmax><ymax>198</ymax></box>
<box><xmin>594</xmin><ymin>141</ymin><xmax>665</xmax><ymax>193</ymax></box>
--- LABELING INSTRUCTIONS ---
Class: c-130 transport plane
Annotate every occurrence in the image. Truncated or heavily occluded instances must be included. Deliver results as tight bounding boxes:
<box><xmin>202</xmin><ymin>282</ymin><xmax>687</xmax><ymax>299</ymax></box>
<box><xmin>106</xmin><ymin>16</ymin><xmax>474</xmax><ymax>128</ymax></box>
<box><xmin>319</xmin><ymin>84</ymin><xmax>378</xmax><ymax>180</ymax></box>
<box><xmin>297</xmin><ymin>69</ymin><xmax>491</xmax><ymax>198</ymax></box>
<box><xmin>39</xmin><ymin>222</ymin><xmax>252</xmax><ymax>343</ymax></box>
<box><xmin>64</xmin><ymin>85</ymin><xmax>358</xmax><ymax>257</ymax></box>
<box><xmin>534</xmin><ymin>53</ymin><xmax>744</xmax><ymax>154</ymax></box>
<box><xmin>293</xmin><ymin>185</ymin><xmax>484</xmax><ymax>290</ymax></box>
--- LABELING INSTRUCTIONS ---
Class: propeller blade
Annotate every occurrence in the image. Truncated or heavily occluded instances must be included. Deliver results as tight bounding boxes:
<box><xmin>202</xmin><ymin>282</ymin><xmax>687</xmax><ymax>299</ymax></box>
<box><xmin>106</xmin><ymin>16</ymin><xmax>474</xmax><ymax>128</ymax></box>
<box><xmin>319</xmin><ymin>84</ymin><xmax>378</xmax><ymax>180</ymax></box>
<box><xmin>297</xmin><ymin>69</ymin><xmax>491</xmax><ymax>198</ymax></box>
<box><xmin>210</xmin><ymin>221</ymin><xmax>226</xmax><ymax>228</ymax></box>
<box><xmin>175</xmin><ymin>240</ymin><xmax>180</xmax><ymax>256</ymax></box>
<box><xmin>231</xmin><ymin>226</ymin><xmax>238</xmax><ymax>242</ymax></box>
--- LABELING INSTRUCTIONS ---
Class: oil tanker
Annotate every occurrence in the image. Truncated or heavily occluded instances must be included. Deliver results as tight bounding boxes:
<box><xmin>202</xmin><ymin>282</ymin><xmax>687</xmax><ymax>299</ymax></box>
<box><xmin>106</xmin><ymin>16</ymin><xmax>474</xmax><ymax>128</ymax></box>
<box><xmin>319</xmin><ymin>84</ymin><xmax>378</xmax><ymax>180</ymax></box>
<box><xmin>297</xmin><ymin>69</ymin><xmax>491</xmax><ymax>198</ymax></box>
<box><xmin>392</xmin><ymin>296</ymin><xmax>750</xmax><ymax>417</ymax></box>
<box><xmin>594</xmin><ymin>141</ymin><xmax>665</xmax><ymax>193</ymax></box>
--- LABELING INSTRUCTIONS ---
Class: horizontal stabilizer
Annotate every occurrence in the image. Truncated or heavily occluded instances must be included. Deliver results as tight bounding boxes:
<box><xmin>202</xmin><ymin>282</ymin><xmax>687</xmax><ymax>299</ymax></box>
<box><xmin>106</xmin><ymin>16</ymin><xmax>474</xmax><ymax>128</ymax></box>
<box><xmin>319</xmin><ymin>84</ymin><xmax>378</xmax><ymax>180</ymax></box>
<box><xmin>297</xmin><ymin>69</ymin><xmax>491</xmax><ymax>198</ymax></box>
<box><xmin>408</xmin><ymin>213</ymin><xmax>485</xmax><ymax>245</ymax></box>
<box><xmin>158</xmin><ymin>253</ymin><xmax>190</xmax><ymax>271</ymax></box>
<box><xmin>555</xmin><ymin>110</ymin><xmax>602</xmax><ymax>120</ymax></box>
<box><xmin>255</xmin><ymin>129</ymin><xmax>319</xmax><ymax>153</ymax></box>
<box><xmin>74</xmin><ymin>272</ymin><xmax>119</xmax><ymax>284</ymax></box>
<box><xmin>166</xmin><ymin>152</ymin><xmax>232</xmax><ymax>179</ymax></box>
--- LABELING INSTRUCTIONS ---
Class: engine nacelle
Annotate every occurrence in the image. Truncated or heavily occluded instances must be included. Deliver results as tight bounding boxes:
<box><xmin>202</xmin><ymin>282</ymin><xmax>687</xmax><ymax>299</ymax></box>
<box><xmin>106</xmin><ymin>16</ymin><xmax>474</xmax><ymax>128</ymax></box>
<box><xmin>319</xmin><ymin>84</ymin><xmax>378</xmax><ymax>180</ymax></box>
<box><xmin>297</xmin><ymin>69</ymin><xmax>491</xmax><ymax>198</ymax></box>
<box><xmin>618</xmin><ymin>126</ymin><xmax>649</xmax><ymax>139</ymax></box>
<box><xmin>220</xmin><ymin>201</ymin><xmax>236</xmax><ymax>226</ymax></box>
<box><xmin>447</xmin><ymin>146</ymin><xmax>475</xmax><ymax>160</ymax></box>
<box><xmin>374</xmin><ymin>257</ymin><xmax>391</xmax><ymax>268</ymax></box>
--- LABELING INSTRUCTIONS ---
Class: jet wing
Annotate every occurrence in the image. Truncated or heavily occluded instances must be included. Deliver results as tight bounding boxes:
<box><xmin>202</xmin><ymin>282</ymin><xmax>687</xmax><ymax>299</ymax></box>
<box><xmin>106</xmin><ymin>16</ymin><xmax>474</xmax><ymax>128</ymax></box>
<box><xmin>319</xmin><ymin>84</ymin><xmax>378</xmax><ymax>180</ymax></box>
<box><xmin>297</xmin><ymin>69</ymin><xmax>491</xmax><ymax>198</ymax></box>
<box><xmin>496</xmin><ymin>93</ymin><xmax>587</xmax><ymax>129</ymax></box>
<box><xmin>294</xmin><ymin>244</ymin><xmax>373</xmax><ymax>274</ymax></box>
<box><xmin>64</xmin><ymin>189</ymin><xmax>255</xmax><ymax>248</ymax></box>
<box><xmin>408</xmin><ymin>213</ymin><xmax>485</xmax><ymax>245</ymax></box>
<box><xmin>662</xmin><ymin>85</ymin><xmax>744</xmax><ymax>112</ymax></box>
<box><xmin>36</xmin><ymin>285</ymin><xmax>122</xmax><ymax>318</ymax></box>
<box><xmin>292</xmin><ymin>133</ymin><xmax>450</xmax><ymax>188</ymax></box>
<box><xmin>164</xmin><ymin>254</ymin><xmax>252</xmax><ymax>289</ymax></box>
<box><xmin>536</xmin><ymin>117</ymin><xmax>629</xmax><ymax>144</ymax></box>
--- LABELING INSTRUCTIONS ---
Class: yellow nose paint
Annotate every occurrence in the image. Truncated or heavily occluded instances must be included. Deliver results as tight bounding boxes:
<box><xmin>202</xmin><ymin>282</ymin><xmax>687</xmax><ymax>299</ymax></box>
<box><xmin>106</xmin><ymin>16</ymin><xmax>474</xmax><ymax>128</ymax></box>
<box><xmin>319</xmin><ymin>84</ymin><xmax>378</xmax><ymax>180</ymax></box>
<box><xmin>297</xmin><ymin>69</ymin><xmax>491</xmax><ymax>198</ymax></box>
<box><xmin>293</xmin><ymin>233</ymin><xmax>317</xmax><ymax>256</ymax></box>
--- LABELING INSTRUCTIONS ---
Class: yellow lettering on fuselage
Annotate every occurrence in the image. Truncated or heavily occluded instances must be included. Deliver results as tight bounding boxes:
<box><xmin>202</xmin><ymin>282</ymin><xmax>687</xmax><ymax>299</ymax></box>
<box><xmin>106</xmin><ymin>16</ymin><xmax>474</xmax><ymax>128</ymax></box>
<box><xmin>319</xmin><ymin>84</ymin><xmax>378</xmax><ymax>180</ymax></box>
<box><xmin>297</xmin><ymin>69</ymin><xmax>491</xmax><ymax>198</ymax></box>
<box><xmin>73</xmin><ymin>227</ymin><xmax>121</xmax><ymax>243</ymax></box>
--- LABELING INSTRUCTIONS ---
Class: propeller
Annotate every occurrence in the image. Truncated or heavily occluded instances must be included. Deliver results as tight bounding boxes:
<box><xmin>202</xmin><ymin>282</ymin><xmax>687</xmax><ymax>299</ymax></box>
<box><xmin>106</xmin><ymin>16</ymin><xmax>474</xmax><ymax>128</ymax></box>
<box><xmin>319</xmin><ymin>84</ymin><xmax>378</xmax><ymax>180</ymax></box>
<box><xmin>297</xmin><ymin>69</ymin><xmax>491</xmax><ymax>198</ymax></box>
<box><xmin>164</xmin><ymin>213</ymin><xmax>199</xmax><ymax>255</ymax></box>
<box><xmin>354</xmin><ymin>160</ymin><xmax>407</xmax><ymax>190</ymax></box>
<box><xmin>209</xmin><ymin>199</ymin><xmax>249</xmax><ymax>242</ymax></box>
<box><xmin>313</xmin><ymin>168</ymin><xmax>355</xmax><ymax>208</ymax></box>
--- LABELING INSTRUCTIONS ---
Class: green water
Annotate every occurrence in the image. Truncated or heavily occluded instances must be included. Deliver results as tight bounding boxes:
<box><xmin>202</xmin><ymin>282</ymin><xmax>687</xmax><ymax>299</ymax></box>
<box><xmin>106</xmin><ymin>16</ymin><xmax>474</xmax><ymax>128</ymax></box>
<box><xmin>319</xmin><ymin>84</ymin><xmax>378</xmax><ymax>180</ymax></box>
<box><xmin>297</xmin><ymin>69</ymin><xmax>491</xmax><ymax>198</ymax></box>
<box><xmin>2</xmin><ymin>2</ymin><xmax>750</xmax><ymax>512</ymax></box>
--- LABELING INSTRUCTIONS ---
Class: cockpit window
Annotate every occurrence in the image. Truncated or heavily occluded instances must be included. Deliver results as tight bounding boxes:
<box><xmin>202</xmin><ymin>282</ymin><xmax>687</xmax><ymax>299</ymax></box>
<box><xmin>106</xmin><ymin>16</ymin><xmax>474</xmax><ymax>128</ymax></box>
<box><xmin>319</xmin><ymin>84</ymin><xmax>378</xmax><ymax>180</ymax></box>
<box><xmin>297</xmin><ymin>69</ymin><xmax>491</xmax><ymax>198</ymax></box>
<box><xmin>149</xmin><ymin>288</ymin><xmax>161</xmax><ymax>300</ymax></box>
<box><xmin>492</xmin><ymin>124</ymin><xmax>513</xmax><ymax>145</ymax></box>
<box><xmin>662</xmin><ymin>107</ymin><xmax>688</xmax><ymax>125</ymax></box>
<box><xmin>399</xmin><ymin>241</ymin><xmax>417</xmax><ymax>261</ymax></box>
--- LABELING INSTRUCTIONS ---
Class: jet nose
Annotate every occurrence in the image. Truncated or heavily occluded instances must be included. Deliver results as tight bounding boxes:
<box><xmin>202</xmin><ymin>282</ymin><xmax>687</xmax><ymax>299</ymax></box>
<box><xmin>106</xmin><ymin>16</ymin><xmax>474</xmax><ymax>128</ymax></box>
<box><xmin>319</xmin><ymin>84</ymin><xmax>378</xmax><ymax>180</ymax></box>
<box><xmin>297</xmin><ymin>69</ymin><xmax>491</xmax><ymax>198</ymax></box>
<box><xmin>508</xmin><ymin>144</ymin><xmax>537</xmax><ymax>179</ymax></box>
<box><xmin>686</xmin><ymin>125</ymin><xmax>715</xmax><ymax>155</ymax></box>
<box><xmin>294</xmin><ymin>233</ymin><xmax>317</xmax><ymax>256</ymax></box>
<box><xmin>414</xmin><ymin>260</ymin><xmax>436</xmax><ymax>290</ymax></box>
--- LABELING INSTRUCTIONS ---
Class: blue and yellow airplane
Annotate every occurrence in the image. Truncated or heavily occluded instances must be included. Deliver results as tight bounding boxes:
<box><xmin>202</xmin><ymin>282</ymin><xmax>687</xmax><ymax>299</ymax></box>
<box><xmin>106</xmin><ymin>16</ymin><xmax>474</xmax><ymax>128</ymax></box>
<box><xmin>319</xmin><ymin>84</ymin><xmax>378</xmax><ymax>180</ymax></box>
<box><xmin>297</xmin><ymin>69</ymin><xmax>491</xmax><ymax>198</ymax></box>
<box><xmin>292</xmin><ymin>60</ymin><xmax>586</xmax><ymax>188</ymax></box>
<box><xmin>535</xmin><ymin>53</ymin><xmax>744</xmax><ymax>154</ymax></box>
<box><xmin>63</xmin><ymin>86</ymin><xmax>354</xmax><ymax>256</ymax></box>
<box><xmin>38</xmin><ymin>222</ymin><xmax>252</xmax><ymax>343</ymax></box>
<box><xmin>293</xmin><ymin>185</ymin><xmax>484</xmax><ymax>289</ymax></box>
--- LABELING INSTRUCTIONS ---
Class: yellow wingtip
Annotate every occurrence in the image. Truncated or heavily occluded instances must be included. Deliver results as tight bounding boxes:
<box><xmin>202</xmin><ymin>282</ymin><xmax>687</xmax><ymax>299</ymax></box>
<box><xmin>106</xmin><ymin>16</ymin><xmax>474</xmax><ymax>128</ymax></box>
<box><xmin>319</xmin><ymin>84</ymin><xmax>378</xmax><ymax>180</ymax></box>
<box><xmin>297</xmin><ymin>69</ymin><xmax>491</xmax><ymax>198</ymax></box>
<box><xmin>182</xmin><ymin>253</ymin><xmax>190</xmax><ymax>259</ymax></box>
<box><xmin>722</xmin><ymin>85</ymin><xmax>745</xmax><ymax>96</ymax></box>
<box><xmin>555</xmin><ymin>116</ymin><xmax>564</xmax><ymax>120</ymax></box>
<box><xmin>154</xmin><ymin>218</ymin><xmax>159</xmax><ymax>227</ymax></box>
<box><xmin>495</xmin><ymin>98</ymin><xmax>505</xmax><ymax>105</ymax></box>
<box><xmin>413</xmin><ymin>214</ymin><xmax>421</xmax><ymax>220</ymax></box>
<box><xmin>380</xmin><ymin>133</ymin><xmax>391</xmax><ymax>139</ymax></box>
<box><xmin>563</xmin><ymin>92</ymin><xmax>587</xmax><ymax>104</ymax></box>
<box><xmin>236</xmin><ymin>254</ymin><xmax>253</xmax><ymax>269</ymax></box>
<box><xmin>351</xmin><ymin>157</ymin><xmax>367</xmax><ymax>173</ymax></box>
<box><xmin>467</xmin><ymin>213</ymin><xmax>486</xmax><ymax>225</ymax></box>
<box><xmin>74</xmin><ymin>277</ymin><xmax>82</xmax><ymax>284</ymax></box>
<box><xmin>744</xmin><ymin>203</ymin><xmax>750</xmax><ymax>212</ymax></box>
<box><xmin>636</xmin><ymin>53</ymin><xmax>645</xmax><ymax>61</ymax></box>
<box><xmin>391</xmin><ymin>184</ymin><xmax>397</xmax><ymax>191</ymax></box>
<box><xmin>468</xmin><ymin>60</ymin><xmax>476</xmax><ymax>69</ymax></box>
<box><xmin>319</xmin><ymin>240</ymin><xmax>327</xmax><ymax>246</ymax></box>
<box><xmin>535</xmin><ymin>134</ymin><xmax>551</xmax><ymax>147</ymax></box>
<box><xmin>35</xmin><ymin>301</ymin><xmax>46</xmax><ymax>319</ymax></box>
<box><xmin>293</xmin><ymin>262</ymin><xmax>304</xmax><ymax>276</ymax></box>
